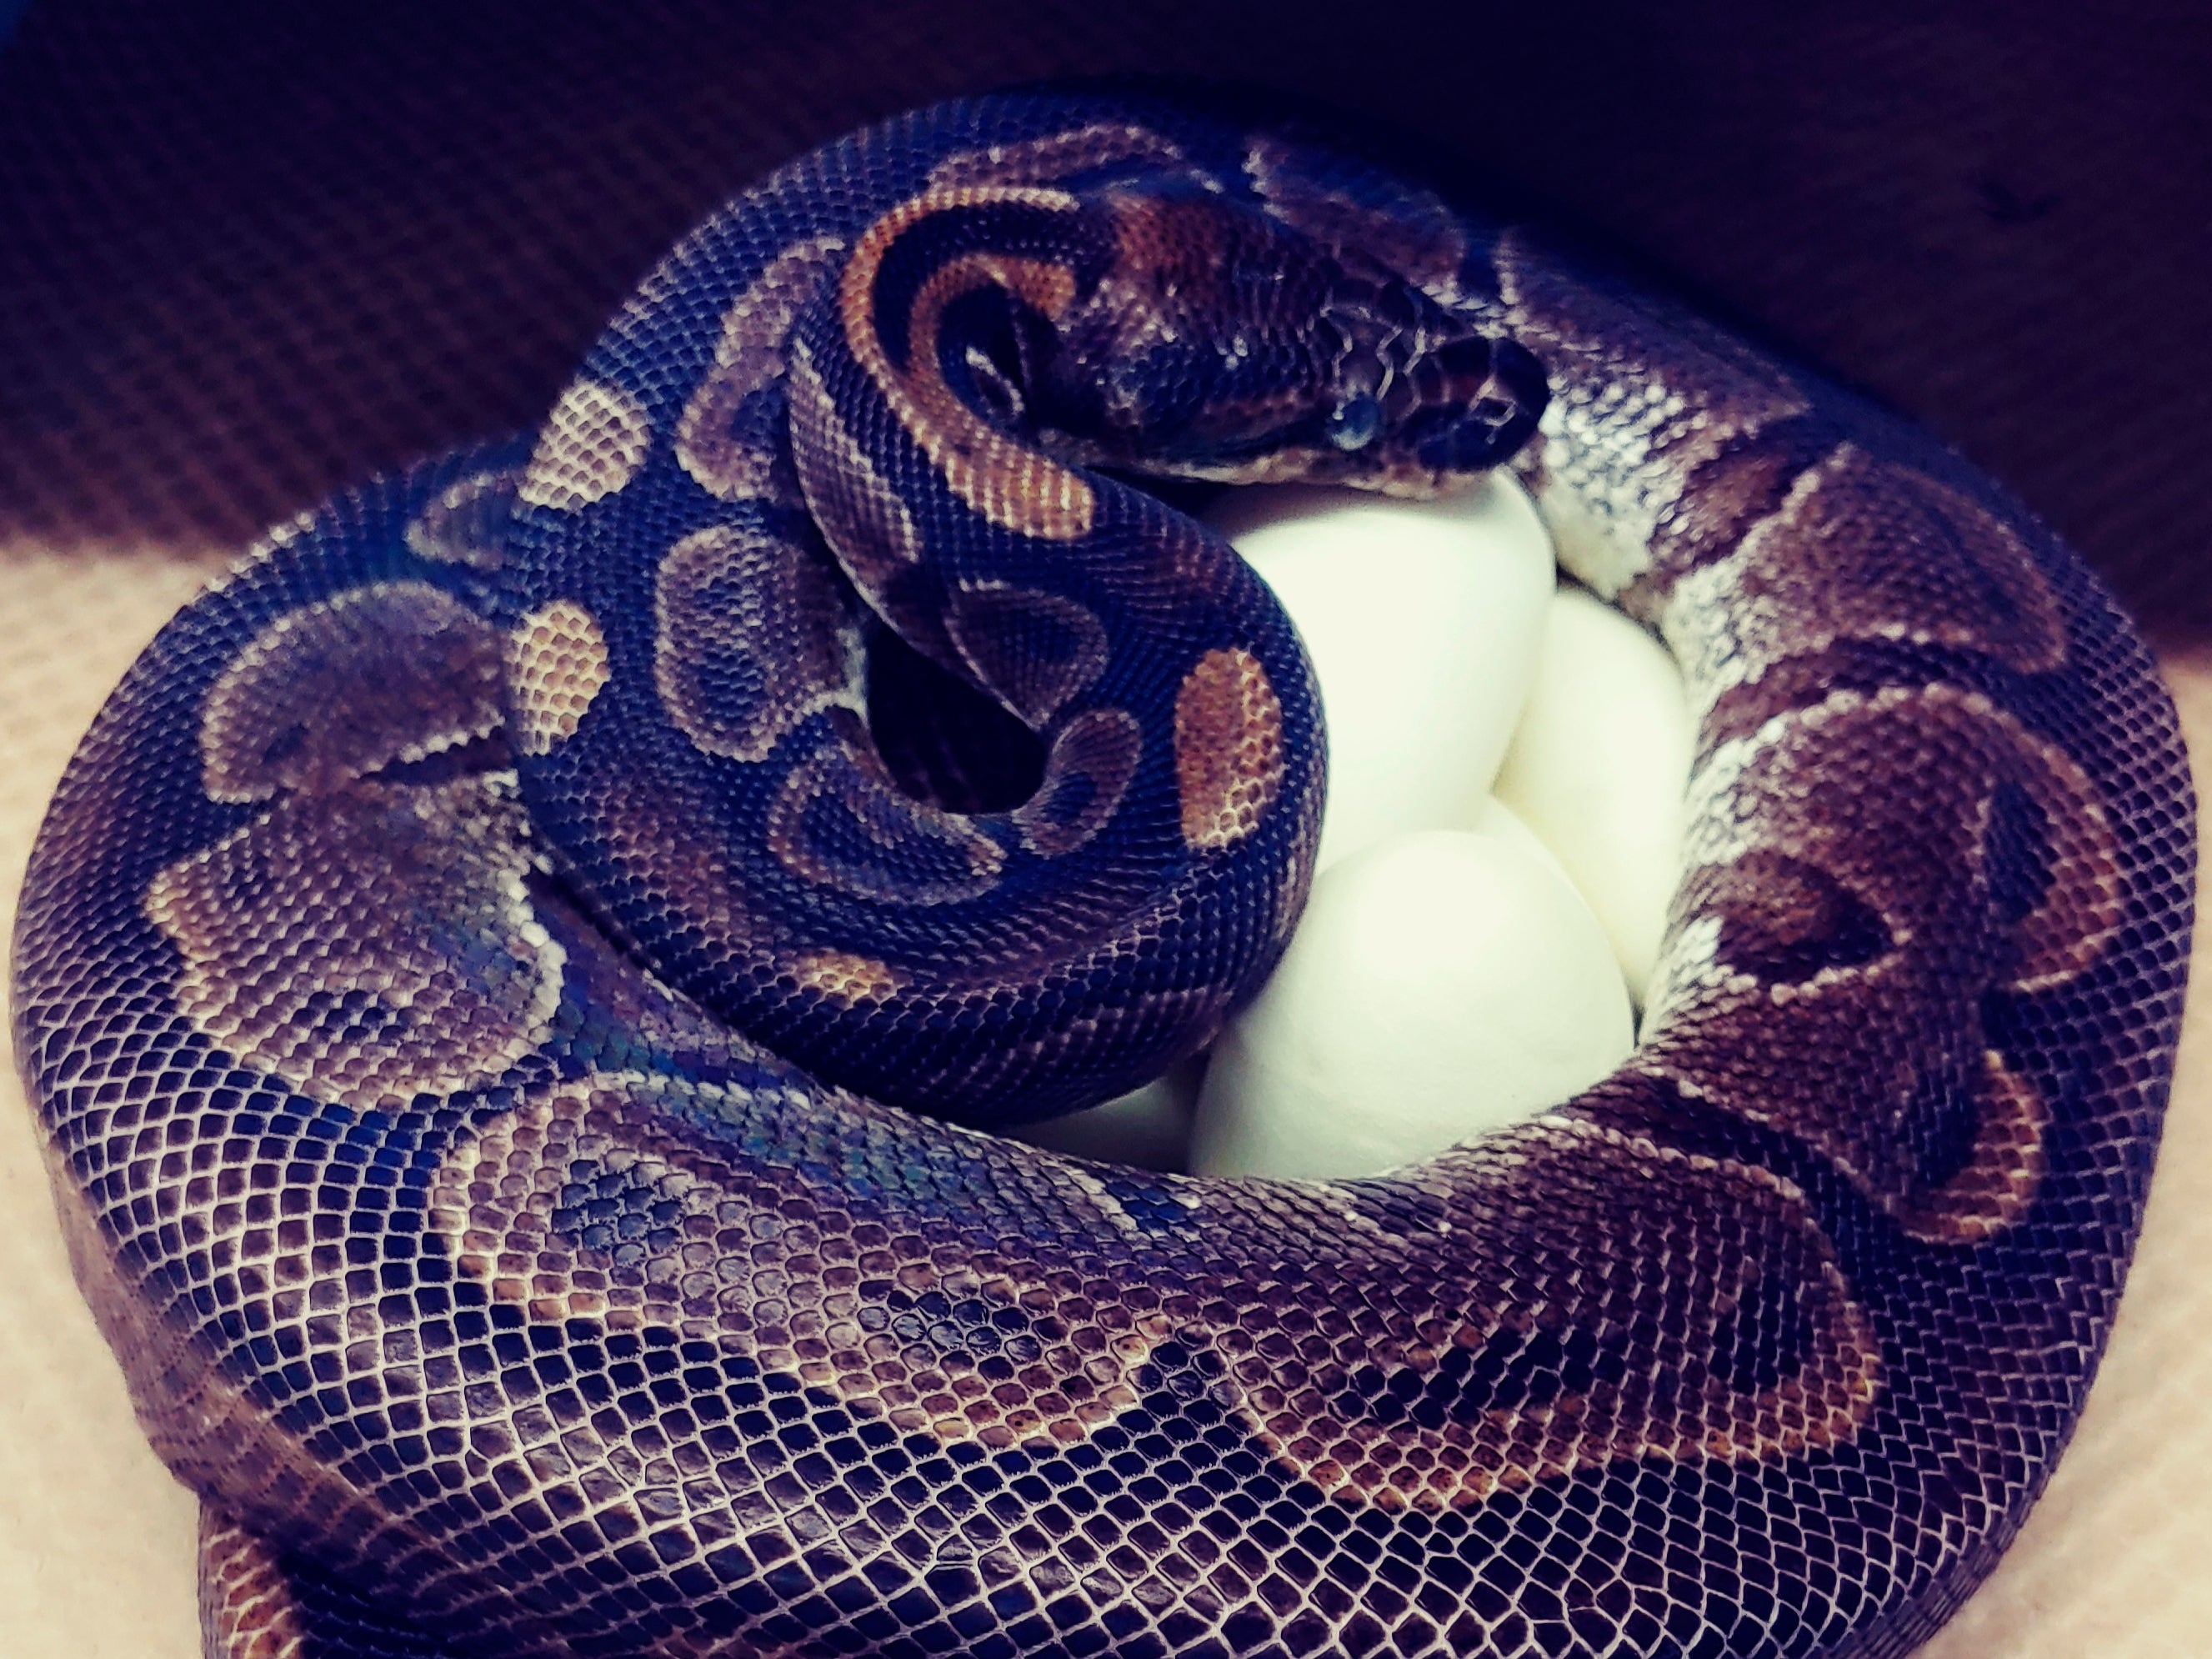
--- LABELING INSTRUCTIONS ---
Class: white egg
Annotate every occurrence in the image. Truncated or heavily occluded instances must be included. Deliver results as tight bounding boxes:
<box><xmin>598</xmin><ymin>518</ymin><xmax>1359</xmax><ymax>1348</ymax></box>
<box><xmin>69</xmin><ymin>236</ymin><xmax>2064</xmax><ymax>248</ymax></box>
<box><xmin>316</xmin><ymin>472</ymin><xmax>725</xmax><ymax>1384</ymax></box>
<box><xmin>1189</xmin><ymin>827</ymin><xmax>1635</xmax><ymax>1180</ymax></box>
<box><xmin>1494</xmin><ymin>586</ymin><xmax>1693</xmax><ymax>1003</ymax></box>
<box><xmin>1208</xmin><ymin>476</ymin><xmax>1554</xmax><ymax>874</ymax></box>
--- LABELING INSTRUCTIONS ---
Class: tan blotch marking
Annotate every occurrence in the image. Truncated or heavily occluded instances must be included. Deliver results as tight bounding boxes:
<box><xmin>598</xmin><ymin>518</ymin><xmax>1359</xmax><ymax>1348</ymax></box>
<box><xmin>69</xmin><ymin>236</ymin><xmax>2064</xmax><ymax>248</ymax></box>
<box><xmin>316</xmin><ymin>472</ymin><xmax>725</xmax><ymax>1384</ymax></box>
<box><xmin>787</xmin><ymin>340</ymin><xmax>925</xmax><ymax>590</ymax></box>
<box><xmin>198</xmin><ymin>1515</ymin><xmax>315</xmax><ymax>1659</ymax></box>
<box><xmin>1663</xmin><ymin>443</ymin><xmax>2070</xmax><ymax>702</ymax></box>
<box><xmin>1639</xmin><ymin>681</ymin><xmax>2120</xmax><ymax>1241</ymax></box>
<box><xmin>790</xmin><ymin>948</ymin><xmax>903</xmax><ymax>1005</ymax></box>
<box><xmin>200</xmin><ymin>580</ymin><xmax>503</xmax><ymax>803</ymax></box>
<box><xmin>1994</xmin><ymin>714</ymin><xmax>2125</xmax><ymax>991</ymax></box>
<box><xmin>429</xmin><ymin>1075</ymin><xmax>1167</xmax><ymax>1451</ymax></box>
<box><xmin>1229</xmin><ymin>1120</ymin><xmax>1881</xmax><ymax>1511</ymax></box>
<box><xmin>518</xmin><ymin>379</ymin><xmax>653</xmax><ymax>511</ymax></box>
<box><xmin>943</xmin><ymin>581</ymin><xmax>1109</xmax><ymax>724</ymax></box>
<box><xmin>1898</xmin><ymin>1050</ymin><xmax>2051</xmax><ymax>1241</ymax></box>
<box><xmin>928</xmin><ymin>121</ymin><xmax>1193</xmax><ymax>189</ymax></box>
<box><xmin>1174</xmin><ymin>645</ymin><xmax>1284</xmax><ymax>850</ymax></box>
<box><xmin>1491</xmin><ymin>228</ymin><xmax>1810</xmax><ymax>607</ymax></box>
<box><xmin>403</xmin><ymin>464</ymin><xmax>522</xmax><ymax>569</ymax></box>
<box><xmin>1014</xmin><ymin>707</ymin><xmax>1143</xmax><ymax>856</ymax></box>
<box><xmin>838</xmin><ymin>186</ymin><xmax>1097</xmax><ymax>541</ymax></box>
<box><xmin>507</xmin><ymin>598</ymin><xmax>610</xmax><ymax>756</ymax></box>
<box><xmin>653</xmin><ymin>523</ymin><xmax>859</xmax><ymax>762</ymax></box>
<box><xmin>147</xmin><ymin>774</ymin><xmax>565</xmax><ymax>1110</ymax></box>
<box><xmin>675</xmin><ymin>233</ymin><xmax>847</xmax><ymax>504</ymax></box>
<box><xmin>1244</xmin><ymin>133</ymin><xmax>1469</xmax><ymax>305</ymax></box>
<box><xmin>766</xmin><ymin>743</ymin><xmax>1005</xmax><ymax>905</ymax></box>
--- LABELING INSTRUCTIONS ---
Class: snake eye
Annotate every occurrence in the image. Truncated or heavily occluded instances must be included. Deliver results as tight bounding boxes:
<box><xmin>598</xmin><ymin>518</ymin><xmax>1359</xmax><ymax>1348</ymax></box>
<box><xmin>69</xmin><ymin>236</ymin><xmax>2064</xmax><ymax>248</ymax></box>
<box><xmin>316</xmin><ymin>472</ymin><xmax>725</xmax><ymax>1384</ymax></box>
<box><xmin>1328</xmin><ymin>393</ymin><xmax>1383</xmax><ymax>453</ymax></box>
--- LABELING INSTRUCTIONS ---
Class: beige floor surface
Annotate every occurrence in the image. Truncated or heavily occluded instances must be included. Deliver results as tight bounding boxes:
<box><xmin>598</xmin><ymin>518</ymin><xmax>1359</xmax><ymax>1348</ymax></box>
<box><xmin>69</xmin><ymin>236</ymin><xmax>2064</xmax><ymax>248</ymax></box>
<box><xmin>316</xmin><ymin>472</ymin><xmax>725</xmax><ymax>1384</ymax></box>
<box><xmin>2</xmin><ymin>549</ymin><xmax>2206</xmax><ymax>1656</ymax></box>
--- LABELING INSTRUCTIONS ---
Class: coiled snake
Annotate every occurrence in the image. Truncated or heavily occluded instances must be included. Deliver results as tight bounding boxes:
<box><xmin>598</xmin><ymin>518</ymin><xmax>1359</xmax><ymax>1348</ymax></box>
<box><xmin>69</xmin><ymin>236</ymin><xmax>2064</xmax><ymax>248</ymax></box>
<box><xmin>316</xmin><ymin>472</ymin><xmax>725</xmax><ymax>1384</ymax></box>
<box><xmin>9</xmin><ymin>85</ymin><xmax>2195</xmax><ymax>1659</ymax></box>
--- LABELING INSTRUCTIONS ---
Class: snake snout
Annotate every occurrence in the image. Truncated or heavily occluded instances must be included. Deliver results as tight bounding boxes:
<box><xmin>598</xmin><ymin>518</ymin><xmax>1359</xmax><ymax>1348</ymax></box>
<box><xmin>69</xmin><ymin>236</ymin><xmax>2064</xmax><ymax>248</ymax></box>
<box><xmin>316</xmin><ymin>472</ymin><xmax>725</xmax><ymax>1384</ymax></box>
<box><xmin>1400</xmin><ymin>333</ymin><xmax>1549</xmax><ymax>474</ymax></box>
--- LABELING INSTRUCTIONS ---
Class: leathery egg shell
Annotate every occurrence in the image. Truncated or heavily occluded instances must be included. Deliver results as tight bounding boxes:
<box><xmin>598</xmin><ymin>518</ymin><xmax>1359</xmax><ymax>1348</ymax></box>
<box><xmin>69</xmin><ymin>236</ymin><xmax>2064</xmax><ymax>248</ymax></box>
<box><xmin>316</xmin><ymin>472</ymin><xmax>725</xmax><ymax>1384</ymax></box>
<box><xmin>1207</xmin><ymin>475</ymin><xmax>1554</xmax><ymax>873</ymax></box>
<box><xmin>1494</xmin><ymin>585</ymin><xmax>1693</xmax><ymax>1005</ymax></box>
<box><xmin>1189</xmin><ymin>824</ymin><xmax>1635</xmax><ymax>1180</ymax></box>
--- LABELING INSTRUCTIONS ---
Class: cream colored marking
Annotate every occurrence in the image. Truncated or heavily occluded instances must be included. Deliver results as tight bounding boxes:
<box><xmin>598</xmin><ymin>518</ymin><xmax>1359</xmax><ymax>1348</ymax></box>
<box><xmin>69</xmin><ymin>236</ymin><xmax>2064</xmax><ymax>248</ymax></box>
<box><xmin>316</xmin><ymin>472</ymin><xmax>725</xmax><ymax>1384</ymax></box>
<box><xmin>790</xmin><ymin>948</ymin><xmax>902</xmax><ymax>1005</ymax></box>
<box><xmin>147</xmin><ymin>774</ymin><xmax>566</xmax><ymax>1110</ymax></box>
<box><xmin>928</xmin><ymin>122</ymin><xmax>1192</xmax><ymax>189</ymax></box>
<box><xmin>403</xmin><ymin>465</ymin><xmax>523</xmax><ymax>569</ymax></box>
<box><xmin>674</xmin><ymin>233</ymin><xmax>847</xmax><ymax>504</ymax></box>
<box><xmin>943</xmin><ymin>579</ymin><xmax>1109</xmax><ymax>724</ymax></box>
<box><xmin>653</xmin><ymin>524</ymin><xmax>861</xmax><ymax>762</ymax></box>
<box><xmin>507</xmin><ymin>598</ymin><xmax>611</xmax><ymax>756</ymax></box>
<box><xmin>838</xmin><ymin>186</ymin><xmax>1097</xmax><ymax>541</ymax></box>
<box><xmin>1493</xmin><ymin>227</ymin><xmax>1811</xmax><ymax>605</ymax></box>
<box><xmin>430</xmin><ymin>1075</ymin><xmax>1167</xmax><ymax>1452</ymax></box>
<box><xmin>787</xmin><ymin>339</ymin><xmax>925</xmax><ymax>580</ymax></box>
<box><xmin>518</xmin><ymin>379</ymin><xmax>653</xmax><ymax>510</ymax></box>
<box><xmin>1174</xmin><ymin>645</ymin><xmax>1285</xmax><ymax>850</ymax></box>
<box><xmin>1233</xmin><ymin>1117</ymin><xmax>1881</xmax><ymax>1511</ymax></box>
<box><xmin>200</xmin><ymin>580</ymin><xmax>503</xmax><ymax>803</ymax></box>
<box><xmin>1013</xmin><ymin>706</ymin><xmax>1143</xmax><ymax>857</ymax></box>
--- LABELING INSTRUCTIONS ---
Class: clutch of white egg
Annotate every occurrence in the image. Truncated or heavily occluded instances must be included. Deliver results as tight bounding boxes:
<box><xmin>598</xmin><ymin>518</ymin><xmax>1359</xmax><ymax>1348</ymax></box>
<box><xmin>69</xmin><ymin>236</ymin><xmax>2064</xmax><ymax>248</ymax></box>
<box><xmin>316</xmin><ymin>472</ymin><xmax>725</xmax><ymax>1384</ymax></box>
<box><xmin>1011</xmin><ymin>476</ymin><xmax>1695</xmax><ymax>1178</ymax></box>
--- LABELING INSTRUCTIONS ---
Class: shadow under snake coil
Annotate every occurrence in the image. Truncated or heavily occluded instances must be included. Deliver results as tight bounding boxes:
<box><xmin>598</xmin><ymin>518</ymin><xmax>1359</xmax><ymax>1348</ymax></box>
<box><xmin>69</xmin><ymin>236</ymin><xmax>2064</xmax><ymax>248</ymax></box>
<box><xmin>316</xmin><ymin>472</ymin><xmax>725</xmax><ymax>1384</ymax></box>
<box><xmin>8</xmin><ymin>84</ymin><xmax>2197</xmax><ymax>1659</ymax></box>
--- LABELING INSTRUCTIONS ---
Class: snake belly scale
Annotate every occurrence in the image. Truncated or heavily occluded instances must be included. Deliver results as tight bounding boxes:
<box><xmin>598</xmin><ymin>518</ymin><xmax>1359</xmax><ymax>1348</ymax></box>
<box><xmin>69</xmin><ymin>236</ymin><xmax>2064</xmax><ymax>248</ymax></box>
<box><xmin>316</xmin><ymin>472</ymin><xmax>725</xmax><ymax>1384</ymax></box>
<box><xmin>9</xmin><ymin>85</ymin><xmax>2194</xmax><ymax>1659</ymax></box>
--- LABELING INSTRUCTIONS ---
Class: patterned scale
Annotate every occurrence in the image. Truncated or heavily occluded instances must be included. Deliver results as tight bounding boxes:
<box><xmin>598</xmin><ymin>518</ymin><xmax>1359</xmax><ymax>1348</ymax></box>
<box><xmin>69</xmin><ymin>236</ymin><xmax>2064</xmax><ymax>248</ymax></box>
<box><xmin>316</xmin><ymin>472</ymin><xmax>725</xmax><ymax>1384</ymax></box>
<box><xmin>9</xmin><ymin>84</ymin><xmax>2195</xmax><ymax>1659</ymax></box>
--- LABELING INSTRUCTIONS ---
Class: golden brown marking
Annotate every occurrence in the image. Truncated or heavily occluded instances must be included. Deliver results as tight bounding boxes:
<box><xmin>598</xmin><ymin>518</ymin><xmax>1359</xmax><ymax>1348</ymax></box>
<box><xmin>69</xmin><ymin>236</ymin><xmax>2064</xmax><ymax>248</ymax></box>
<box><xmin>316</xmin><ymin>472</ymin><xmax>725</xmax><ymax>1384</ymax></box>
<box><xmin>674</xmin><ymin>233</ymin><xmax>847</xmax><ymax>504</ymax></box>
<box><xmin>1639</xmin><ymin>682</ymin><xmax>2122</xmax><ymax>1240</ymax></box>
<box><xmin>1664</xmin><ymin>444</ymin><xmax>2070</xmax><ymax>704</ymax></box>
<box><xmin>837</xmin><ymin>186</ymin><xmax>1098</xmax><ymax>541</ymax></box>
<box><xmin>943</xmin><ymin>581</ymin><xmax>1109</xmax><ymax>724</ymax></box>
<box><xmin>198</xmin><ymin>1515</ymin><xmax>313</xmax><ymax>1659</ymax></box>
<box><xmin>429</xmin><ymin>1077</ymin><xmax>1167</xmax><ymax>1453</ymax></box>
<box><xmin>1227</xmin><ymin>1120</ymin><xmax>1881</xmax><ymax>1511</ymax></box>
<box><xmin>1174</xmin><ymin>645</ymin><xmax>1284</xmax><ymax>850</ymax></box>
<box><xmin>927</xmin><ymin>121</ymin><xmax>1192</xmax><ymax>189</ymax></box>
<box><xmin>1013</xmin><ymin>707</ymin><xmax>1143</xmax><ymax>856</ymax></box>
<box><xmin>790</xmin><ymin>948</ymin><xmax>903</xmax><ymax>1005</ymax></box>
<box><xmin>1995</xmin><ymin>713</ymin><xmax>2126</xmax><ymax>991</ymax></box>
<box><xmin>786</xmin><ymin>340</ymin><xmax>924</xmax><ymax>589</ymax></box>
<box><xmin>147</xmin><ymin>774</ymin><xmax>565</xmax><ymax>1110</ymax></box>
<box><xmin>518</xmin><ymin>379</ymin><xmax>653</xmax><ymax>511</ymax></box>
<box><xmin>1898</xmin><ymin>1050</ymin><xmax>2050</xmax><ymax>1241</ymax></box>
<box><xmin>200</xmin><ymin>581</ymin><xmax>503</xmax><ymax>803</ymax></box>
<box><xmin>653</xmin><ymin>523</ymin><xmax>859</xmax><ymax>762</ymax></box>
<box><xmin>766</xmin><ymin>742</ymin><xmax>1006</xmax><ymax>905</ymax></box>
<box><xmin>403</xmin><ymin>464</ymin><xmax>522</xmax><ymax>569</ymax></box>
<box><xmin>506</xmin><ymin>598</ymin><xmax>611</xmax><ymax>756</ymax></box>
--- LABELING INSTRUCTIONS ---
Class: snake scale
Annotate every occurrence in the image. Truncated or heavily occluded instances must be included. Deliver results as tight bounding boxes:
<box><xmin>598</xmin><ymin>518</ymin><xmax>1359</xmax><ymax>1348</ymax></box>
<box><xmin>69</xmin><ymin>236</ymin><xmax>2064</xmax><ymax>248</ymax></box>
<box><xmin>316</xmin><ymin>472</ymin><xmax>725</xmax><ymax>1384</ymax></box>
<box><xmin>10</xmin><ymin>83</ymin><xmax>2196</xmax><ymax>1659</ymax></box>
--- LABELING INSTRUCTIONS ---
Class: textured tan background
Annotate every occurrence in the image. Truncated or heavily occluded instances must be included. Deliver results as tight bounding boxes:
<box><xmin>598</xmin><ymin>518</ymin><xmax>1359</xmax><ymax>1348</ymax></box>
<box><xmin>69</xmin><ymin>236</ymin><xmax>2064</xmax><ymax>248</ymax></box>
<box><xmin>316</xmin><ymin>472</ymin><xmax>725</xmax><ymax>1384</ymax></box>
<box><xmin>3</xmin><ymin>3</ymin><xmax>2206</xmax><ymax>1655</ymax></box>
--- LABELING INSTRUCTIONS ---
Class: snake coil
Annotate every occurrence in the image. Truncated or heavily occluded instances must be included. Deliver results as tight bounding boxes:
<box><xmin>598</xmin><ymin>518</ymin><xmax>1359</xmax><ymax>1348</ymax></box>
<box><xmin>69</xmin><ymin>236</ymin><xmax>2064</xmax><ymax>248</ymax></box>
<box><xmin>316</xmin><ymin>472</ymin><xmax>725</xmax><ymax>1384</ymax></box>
<box><xmin>11</xmin><ymin>85</ymin><xmax>2195</xmax><ymax>1659</ymax></box>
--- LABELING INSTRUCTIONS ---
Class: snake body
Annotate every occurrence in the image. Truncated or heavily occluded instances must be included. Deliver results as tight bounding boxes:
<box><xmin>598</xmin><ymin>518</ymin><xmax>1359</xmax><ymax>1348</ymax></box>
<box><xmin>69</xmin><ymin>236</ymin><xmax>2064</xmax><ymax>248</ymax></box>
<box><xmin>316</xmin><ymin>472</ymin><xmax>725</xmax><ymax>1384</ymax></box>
<box><xmin>11</xmin><ymin>86</ymin><xmax>2195</xmax><ymax>1659</ymax></box>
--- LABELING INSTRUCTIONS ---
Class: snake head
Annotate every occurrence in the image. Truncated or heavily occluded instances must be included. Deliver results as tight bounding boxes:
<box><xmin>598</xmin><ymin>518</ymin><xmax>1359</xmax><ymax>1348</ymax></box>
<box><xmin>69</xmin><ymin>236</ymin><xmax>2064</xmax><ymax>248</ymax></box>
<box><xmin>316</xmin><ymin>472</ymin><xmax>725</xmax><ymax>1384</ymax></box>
<box><xmin>1017</xmin><ymin>189</ymin><xmax>1548</xmax><ymax>491</ymax></box>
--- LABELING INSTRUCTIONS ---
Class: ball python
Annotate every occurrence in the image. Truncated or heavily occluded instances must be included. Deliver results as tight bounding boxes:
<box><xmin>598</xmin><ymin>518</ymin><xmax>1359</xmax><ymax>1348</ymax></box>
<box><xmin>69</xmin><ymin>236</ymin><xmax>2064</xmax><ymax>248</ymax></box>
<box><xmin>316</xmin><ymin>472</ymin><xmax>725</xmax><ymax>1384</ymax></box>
<box><xmin>10</xmin><ymin>83</ymin><xmax>2196</xmax><ymax>1659</ymax></box>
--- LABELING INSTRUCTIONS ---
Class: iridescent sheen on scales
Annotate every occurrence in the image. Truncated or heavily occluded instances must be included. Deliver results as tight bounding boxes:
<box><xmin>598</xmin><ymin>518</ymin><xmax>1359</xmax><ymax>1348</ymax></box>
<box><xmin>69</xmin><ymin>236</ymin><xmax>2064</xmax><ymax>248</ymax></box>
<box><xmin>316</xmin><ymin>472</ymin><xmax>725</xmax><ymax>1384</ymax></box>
<box><xmin>9</xmin><ymin>86</ymin><xmax>2194</xmax><ymax>1659</ymax></box>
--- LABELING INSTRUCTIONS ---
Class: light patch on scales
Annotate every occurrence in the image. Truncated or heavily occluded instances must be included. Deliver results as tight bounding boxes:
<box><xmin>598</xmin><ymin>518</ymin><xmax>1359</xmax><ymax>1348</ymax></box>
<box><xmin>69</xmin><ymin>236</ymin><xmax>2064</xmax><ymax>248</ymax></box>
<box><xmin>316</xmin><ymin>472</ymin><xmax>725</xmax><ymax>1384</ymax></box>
<box><xmin>507</xmin><ymin>598</ymin><xmax>611</xmax><ymax>755</ymax></box>
<box><xmin>518</xmin><ymin>379</ymin><xmax>653</xmax><ymax>510</ymax></box>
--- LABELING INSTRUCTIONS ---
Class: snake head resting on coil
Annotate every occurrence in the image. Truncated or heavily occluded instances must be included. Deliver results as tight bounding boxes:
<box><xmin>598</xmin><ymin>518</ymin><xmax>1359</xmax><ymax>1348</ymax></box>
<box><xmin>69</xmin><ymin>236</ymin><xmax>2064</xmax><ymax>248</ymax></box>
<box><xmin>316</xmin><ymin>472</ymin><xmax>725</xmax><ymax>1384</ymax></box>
<box><xmin>971</xmin><ymin>185</ymin><xmax>1549</xmax><ymax>492</ymax></box>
